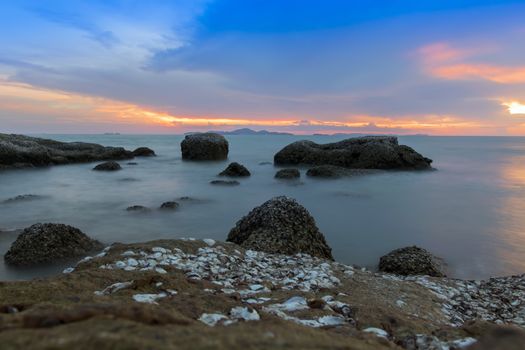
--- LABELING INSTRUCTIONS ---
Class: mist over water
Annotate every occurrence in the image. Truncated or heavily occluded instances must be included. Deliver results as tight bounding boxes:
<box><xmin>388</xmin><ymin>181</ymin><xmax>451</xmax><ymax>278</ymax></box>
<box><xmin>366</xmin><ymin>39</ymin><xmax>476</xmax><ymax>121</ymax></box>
<box><xmin>1</xmin><ymin>134</ymin><xmax>525</xmax><ymax>281</ymax></box>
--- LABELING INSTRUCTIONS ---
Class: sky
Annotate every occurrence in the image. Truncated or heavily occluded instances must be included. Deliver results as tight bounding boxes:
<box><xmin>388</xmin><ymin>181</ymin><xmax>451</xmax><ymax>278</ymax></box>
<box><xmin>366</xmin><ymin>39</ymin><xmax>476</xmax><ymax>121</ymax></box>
<box><xmin>1</xmin><ymin>0</ymin><xmax>525</xmax><ymax>135</ymax></box>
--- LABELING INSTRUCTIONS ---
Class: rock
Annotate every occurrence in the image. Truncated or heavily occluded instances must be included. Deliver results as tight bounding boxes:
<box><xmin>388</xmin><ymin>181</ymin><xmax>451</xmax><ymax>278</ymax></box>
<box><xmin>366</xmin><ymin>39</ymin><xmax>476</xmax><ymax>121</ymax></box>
<box><xmin>93</xmin><ymin>161</ymin><xmax>122</xmax><ymax>171</ymax></box>
<box><xmin>219</xmin><ymin>162</ymin><xmax>251</xmax><ymax>177</ymax></box>
<box><xmin>4</xmin><ymin>223</ymin><xmax>103</xmax><ymax>266</ymax></box>
<box><xmin>0</xmin><ymin>133</ymin><xmax>133</xmax><ymax>169</ymax></box>
<box><xmin>210</xmin><ymin>180</ymin><xmax>240</xmax><ymax>186</ymax></box>
<box><xmin>160</xmin><ymin>201</ymin><xmax>179</xmax><ymax>210</ymax></box>
<box><xmin>126</xmin><ymin>205</ymin><xmax>151</xmax><ymax>212</ymax></box>
<box><xmin>378</xmin><ymin>246</ymin><xmax>446</xmax><ymax>277</ymax></box>
<box><xmin>132</xmin><ymin>147</ymin><xmax>155</xmax><ymax>157</ymax></box>
<box><xmin>127</xmin><ymin>162</ymin><xmax>138</xmax><ymax>165</ymax></box>
<box><xmin>227</xmin><ymin>196</ymin><xmax>333</xmax><ymax>260</ymax></box>
<box><xmin>180</xmin><ymin>133</ymin><xmax>229</xmax><ymax>160</ymax></box>
<box><xmin>306</xmin><ymin>165</ymin><xmax>379</xmax><ymax>178</ymax></box>
<box><xmin>274</xmin><ymin>136</ymin><xmax>432</xmax><ymax>170</ymax></box>
<box><xmin>3</xmin><ymin>194</ymin><xmax>46</xmax><ymax>203</ymax></box>
<box><xmin>468</xmin><ymin>325</ymin><xmax>525</xmax><ymax>350</ymax></box>
<box><xmin>275</xmin><ymin>169</ymin><xmax>300</xmax><ymax>179</ymax></box>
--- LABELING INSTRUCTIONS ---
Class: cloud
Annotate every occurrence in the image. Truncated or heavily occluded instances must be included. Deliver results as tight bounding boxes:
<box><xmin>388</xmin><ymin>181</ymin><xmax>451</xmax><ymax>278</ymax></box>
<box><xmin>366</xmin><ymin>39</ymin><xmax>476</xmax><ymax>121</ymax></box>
<box><xmin>417</xmin><ymin>42</ymin><xmax>525</xmax><ymax>84</ymax></box>
<box><xmin>431</xmin><ymin>63</ymin><xmax>525</xmax><ymax>84</ymax></box>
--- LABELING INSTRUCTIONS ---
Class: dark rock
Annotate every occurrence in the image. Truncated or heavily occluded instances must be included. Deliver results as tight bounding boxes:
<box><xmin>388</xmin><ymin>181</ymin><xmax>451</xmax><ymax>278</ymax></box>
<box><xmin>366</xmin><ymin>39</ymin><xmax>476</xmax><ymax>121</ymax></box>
<box><xmin>132</xmin><ymin>147</ymin><xmax>155</xmax><ymax>157</ymax></box>
<box><xmin>3</xmin><ymin>194</ymin><xmax>46</xmax><ymax>203</ymax></box>
<box><xmin>126</xmin><ymin>205</ymin><xmax>151</xmax><ymax>212</ymax></box>
<box><xmin>274</xmin><ymin>136</ymin><xmax>432</xmax><ymax>170</ymax></box>
<box><xmin>259</xmin><ymin>161</ymin><xmax>272</xmax><ymax>165</ymax></box>
<box><xmin>306</xmin><ymin>165</ymin><xmax>379</xmax><ymax>178</ymax></box>
<box><xmin>275</xmin><ymin>168</ymin><xmax>300</xmax><ymax>179</ymax></box>
<box><xmin>180</xmin><ymin>133</ymin><xmax>229</xmax><ymax>160</ymax></box>
<box><xmin>227</xmin><ymin>196</ymin><xmax>333</xmax><ymax>260</ymax></box>
<box><xmin>0</xmin><ymin>133</ymin><xmax>133</xmax><ymax>169</ymax></box>
<box><xmin>218</xmin><ymin>162</ymin><xmax>250</xmax><ymax>177</ymax></box>
<box><xmin>93</xmin><ymin>161</ymin><xmax>122</xmax><ymax>171</ymax></box>
<box><xmin>210</xmin><ymin>180</ymin><xmax>240</xmax><ymax>186</ymax></box>
<box><xmin>378</xmin><ymin>246</ymin><xmax>446</xmax><ymax>277</ymax></box>
<box><xmin>160</xmin><ymin>201</ymin><xmax>180</xmax><ymax>210</ymax></box>
<box><xmin>127</xmin><ymin>162</ymin><xmax>138</xmax><ymax>165</ymax></box>
<box><xmin>4</xmin><ymin>223</ymin><xmax>103</xmax><ymax>266</ymax></box>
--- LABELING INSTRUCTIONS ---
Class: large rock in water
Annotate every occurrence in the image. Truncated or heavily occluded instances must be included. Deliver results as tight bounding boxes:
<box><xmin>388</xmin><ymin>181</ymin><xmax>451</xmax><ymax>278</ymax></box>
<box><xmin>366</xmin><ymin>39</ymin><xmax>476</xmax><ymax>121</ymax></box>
<box><xmin>274</xmin><ymin>136</ymin><xmax>432</xmax><ymax>170</ymax></box>
<box><xmin>4</xmin><ymin>223</ymin><xmax>103</xmax><ymax>266</ymax></box>
<box><xmin>378</xmin><ymin>246</ymin><xmax>446</xmax><ymax>277</ymax></box>
<box><xmin>227</xmin><ymin>196</ymin><xmax>333</xmax><ymax>260</ymax></box>
<box><xmin>180</xmin><ymin>133</ymin><xmax>229</xmax><ymax>160</ymax></box>
<box><xmin>0</xmin><ymin>133</ymin><xmax>133</xmax><ymax>169</ymax></box>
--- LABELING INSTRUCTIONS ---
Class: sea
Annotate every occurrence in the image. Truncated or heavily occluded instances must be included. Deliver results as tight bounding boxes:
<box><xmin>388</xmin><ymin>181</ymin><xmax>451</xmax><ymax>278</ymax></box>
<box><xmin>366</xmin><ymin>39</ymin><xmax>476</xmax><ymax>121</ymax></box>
<box><xmin>1</xmin><ymin>134</ymin><xmax>524</xmax><ymax>281</ymax></box>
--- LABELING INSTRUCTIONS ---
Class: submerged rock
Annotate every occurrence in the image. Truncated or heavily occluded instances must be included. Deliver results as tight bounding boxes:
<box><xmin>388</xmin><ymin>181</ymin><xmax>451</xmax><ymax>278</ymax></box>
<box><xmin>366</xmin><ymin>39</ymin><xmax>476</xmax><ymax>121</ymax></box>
<box><xmin>3</xmin><ymin>194</ymin><xmax>47</xmax><ymax>203</ymax></box>
<box><xmin>180</xmin><ymin>133</ymin><xmax>229</xmax><ymax>160</ymax></box>
<box><xmin>4</xmin><ymin>223</ymin><xmax>103</xmax><ymax>266</ymax></box>
<box><xmin>274</xmin><ymin>136</ymin><xmax>432</xmax><ymax>170</ymax></box>
<box><xmin>160</xmin><ymin>201</ymin><xmax>180</xmax><ymax>210</ymax></box>
<box><xmin>227</xmin><ymin>196</ymin><xmax>333</xmax><ymax>260</ymax></box>
<box><xmin>275</xmin><ymin>168</ymin><xmax>300</xmax><ymax>179</ymax></box>
<box><xmin>93</xmin><ymin>161</ymin><xmax>122</xmax><ymax>171</ymax></box>
<box><xmin>218</xmin><ymin>162</ymin><xmax>251</xmax><ymax>177</ymax></box>
<box><xmin>0</xmin><ymin>133</ymin><xmax>133</xmax><ymax>169</ymax></box>
<box><xmin>126</xmin><ymin>205</ymin><xmax>151</xmax><ymax>212</ymax></box>
<box><xmin>210</xmin><ymin>180</ymin><xmax>240</xmax><ymax>186</ymax></box>
<box><xmin>378</xmin><ymin>246</ymin><xmax>446</xmax><ymax>277</ymax></box>
<box><xmin>132</xmin><ymin>147</ymin><xmax>156</xmax><ymax>157</ymax></box>
<box><xmin>306</xmin><ymin>165</ymin><xmax>379</xmax><ymax>178</ymax></box>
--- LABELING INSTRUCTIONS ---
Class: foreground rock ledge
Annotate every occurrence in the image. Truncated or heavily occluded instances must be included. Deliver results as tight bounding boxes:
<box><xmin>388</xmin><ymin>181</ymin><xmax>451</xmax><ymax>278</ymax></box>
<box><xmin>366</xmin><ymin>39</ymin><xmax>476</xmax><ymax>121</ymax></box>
<box><xmin>227</xmin><ymin>196</ymin><xmax>333</xmax><ymax>260</ymax></box>
<box><xmin>0</xmin><ymin>238</ymin><xmax>523</xmax><ymax>349</ymax></box>
<box><xmin>274</xmin><ymin>136</ymin><xmax>433</xmax><ymax>170</ymax></box>
<box><xmin>0</xmin><ymin>133</ymin><xmax>134</xmax><ymax>169</ymax></box>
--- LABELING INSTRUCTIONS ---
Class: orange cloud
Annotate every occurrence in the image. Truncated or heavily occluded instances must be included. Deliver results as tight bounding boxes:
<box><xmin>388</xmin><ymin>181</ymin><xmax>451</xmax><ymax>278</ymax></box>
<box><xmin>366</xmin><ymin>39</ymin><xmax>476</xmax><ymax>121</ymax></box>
<box><xmin>432</xmin><ymin>64</ymin><xmax>525</xmax><ymax>84</ymax></box>
<box><xmin>417</xmin><ymin>42</ymin><xmax>525</xmax><ymax>84</ymax></box>
<box><xmin>417</xmin><ymin>42</ymin><xmax>471</xmax><ymax>65</ymax></box>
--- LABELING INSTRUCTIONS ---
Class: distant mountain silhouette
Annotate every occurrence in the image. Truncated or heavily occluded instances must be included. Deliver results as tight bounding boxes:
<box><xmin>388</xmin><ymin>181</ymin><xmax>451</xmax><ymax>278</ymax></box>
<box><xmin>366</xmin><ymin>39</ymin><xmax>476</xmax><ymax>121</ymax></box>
<box><xmin>213</xmin><ymin>128</ymin><xmax>293</xmax><ymax>136</ymax></box>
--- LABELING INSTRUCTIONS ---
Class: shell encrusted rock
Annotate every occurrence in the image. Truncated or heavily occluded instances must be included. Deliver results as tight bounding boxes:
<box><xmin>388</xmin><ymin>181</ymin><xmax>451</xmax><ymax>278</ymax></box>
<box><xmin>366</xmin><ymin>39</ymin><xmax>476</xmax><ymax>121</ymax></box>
<box><xmin>227</xmin><ymin>196</ymin><xmax>333</xmax><ymax>260</ymax></box>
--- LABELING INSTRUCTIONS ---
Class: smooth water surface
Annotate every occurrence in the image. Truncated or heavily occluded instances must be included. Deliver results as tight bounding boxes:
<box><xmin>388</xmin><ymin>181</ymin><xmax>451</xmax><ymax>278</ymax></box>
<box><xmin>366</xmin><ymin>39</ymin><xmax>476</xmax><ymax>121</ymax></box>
<box><xmin>1</xmin><ymin>134</ymin><xmax>525</xmax><ymax>280</ymax></box>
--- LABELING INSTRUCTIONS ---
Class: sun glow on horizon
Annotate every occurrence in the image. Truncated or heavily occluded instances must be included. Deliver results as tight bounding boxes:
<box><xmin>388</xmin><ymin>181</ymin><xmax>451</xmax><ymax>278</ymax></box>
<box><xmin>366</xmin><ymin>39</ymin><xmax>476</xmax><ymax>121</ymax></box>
<box><xmin>502</xmin><ymin>101</ymin><xmax>525</xmax><ymax>115</ymax></box>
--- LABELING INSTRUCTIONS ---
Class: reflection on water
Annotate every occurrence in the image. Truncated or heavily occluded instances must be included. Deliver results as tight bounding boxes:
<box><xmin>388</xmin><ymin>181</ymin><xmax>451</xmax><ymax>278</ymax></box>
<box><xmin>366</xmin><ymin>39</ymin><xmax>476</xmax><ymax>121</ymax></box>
<box><xmin>494</xmin><ymin>154</ymin><xmax>525</xmax><ymax>276</ymax></box>
<box><xmin>1</xmin><ymin>134</ymin><xmax>525</xmax><ymax>281</ymax></box>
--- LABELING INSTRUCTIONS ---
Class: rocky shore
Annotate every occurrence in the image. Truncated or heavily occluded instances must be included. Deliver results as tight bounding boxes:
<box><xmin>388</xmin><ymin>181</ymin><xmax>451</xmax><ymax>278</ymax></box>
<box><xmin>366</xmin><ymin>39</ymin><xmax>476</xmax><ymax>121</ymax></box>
<box><xmin>1</xmin><ymin>195</ymin><xmax>524</xmax><ymax>349</ymax></box>
<box><xmin>1</xmin><ymin>238</ymin><xmax>524</xmax><ymax>349</ymax></box>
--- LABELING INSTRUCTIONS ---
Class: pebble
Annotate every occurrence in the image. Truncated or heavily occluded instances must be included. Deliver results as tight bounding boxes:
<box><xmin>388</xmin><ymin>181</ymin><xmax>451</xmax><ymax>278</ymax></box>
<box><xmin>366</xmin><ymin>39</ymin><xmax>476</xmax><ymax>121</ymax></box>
<box><xmin>198</xmin><ymin>313</ymin><xmax>228</xmax><ymax>327</ymax></box>
<box><xmin>202</xmin><ymin>239</ymin><xmax>216</xmax><ymax>247</ymax></box>
<box><xmin>132</xmin><ymin>293</ymin><xmax>167</xmax><ymax>304</ymax></box>
<box><xmin>62</xmin><ymin>267</ymin><xmax>75</xmax><ymax>274</ymax></box>
<box><xmin>230</xmin><ymin>306</ymin><xmax>260</xmax><ymax>321</ymax></box>
<box><xmin>363</xmin><ymin>327</ymin><xmax>389</xmax><ymax>338</ymax></box>
<box><xmin>94</xmin><ymin>281</ymin><xmax>134</xmax><ymax>296</ymax></box>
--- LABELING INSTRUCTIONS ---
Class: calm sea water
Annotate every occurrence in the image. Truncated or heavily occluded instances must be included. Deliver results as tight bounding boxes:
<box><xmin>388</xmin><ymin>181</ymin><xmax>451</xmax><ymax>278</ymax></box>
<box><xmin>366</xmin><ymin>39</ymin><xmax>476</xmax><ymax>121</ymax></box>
<box><xmin>1</xmin><ymin>134</ymin><xmax>525</xmax><ymax>281</ymax></box>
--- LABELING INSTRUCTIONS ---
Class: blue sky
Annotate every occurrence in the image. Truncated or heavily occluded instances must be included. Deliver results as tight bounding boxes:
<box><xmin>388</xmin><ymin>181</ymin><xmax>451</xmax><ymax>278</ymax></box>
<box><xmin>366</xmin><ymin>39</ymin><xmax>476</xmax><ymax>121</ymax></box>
<box><xmin>0</xmin><ymin>0</ymin><xmax>524</xmax><ymax>134</ymax></box>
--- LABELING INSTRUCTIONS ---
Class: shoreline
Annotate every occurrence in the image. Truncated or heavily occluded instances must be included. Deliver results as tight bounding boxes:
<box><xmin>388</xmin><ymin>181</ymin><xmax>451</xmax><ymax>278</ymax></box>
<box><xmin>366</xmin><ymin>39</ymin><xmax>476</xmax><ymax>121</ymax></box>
<box><xmin>1</xmin><ymin>238</ymin><xmax>524</xmax><ymax>349</ymax></box>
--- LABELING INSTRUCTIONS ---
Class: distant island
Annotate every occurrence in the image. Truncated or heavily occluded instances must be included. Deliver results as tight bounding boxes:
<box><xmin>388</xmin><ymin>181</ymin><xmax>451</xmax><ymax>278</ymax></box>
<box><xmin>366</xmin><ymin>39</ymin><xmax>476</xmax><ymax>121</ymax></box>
<box><xmin>213</xmin><ymin>128</ymin><xmax>293</xmax><ymax>136</ymax></box>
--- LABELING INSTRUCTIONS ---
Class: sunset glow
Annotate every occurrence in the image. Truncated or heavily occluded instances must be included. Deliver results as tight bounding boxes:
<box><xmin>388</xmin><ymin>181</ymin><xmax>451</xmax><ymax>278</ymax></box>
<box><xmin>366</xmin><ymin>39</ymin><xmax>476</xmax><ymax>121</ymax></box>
<box><xmin>0</xmin><ymin>1</ymin><xmax>524</xmax><ymax>135</ymax></box>
<box><xmin>503</xmin><ymin>101</ymin><xmax>525</xmax><ymax>115</ymax></box>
